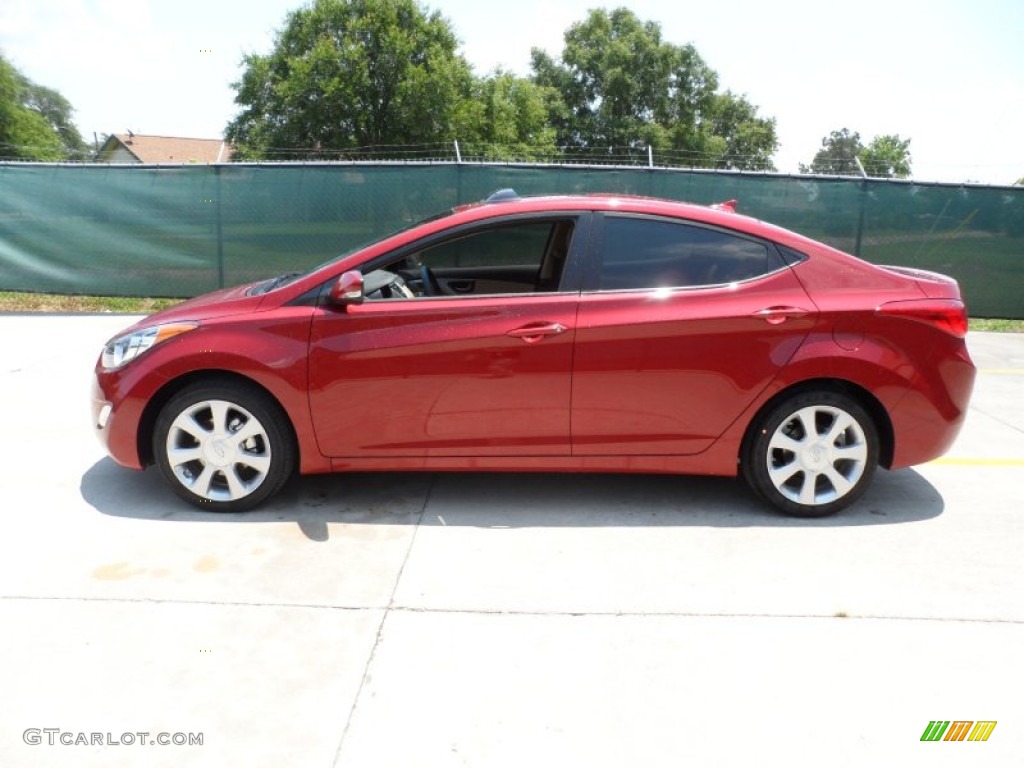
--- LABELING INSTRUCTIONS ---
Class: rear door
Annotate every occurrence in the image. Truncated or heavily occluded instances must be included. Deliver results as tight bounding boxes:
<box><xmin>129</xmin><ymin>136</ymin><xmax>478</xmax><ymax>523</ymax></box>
<box><xmin>572</xmin><ymin>213</ymin><xmax>817</xmax><ymax>456</ymax></box>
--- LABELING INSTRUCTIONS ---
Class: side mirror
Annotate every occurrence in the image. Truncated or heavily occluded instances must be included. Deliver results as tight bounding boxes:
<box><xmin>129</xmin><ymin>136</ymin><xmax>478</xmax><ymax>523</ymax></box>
<box><xmin>329</xmin><ymin>270</ymin><xmax>364</xmax><ymax>306</ymax></box>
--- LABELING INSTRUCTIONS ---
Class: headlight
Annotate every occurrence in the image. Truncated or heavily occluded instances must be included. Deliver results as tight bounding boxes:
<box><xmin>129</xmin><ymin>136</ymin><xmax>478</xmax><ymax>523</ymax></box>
<box><xmin>101</xmin><ymin>322</ymin><xmax>199</xmax><ymax>369</ymax></box>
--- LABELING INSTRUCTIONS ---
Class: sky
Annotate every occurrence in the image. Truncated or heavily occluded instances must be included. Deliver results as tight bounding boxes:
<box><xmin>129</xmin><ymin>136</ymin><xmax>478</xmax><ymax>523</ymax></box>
<box><xmin>1</xmin><ymin>0</ymin><xmax>1022</xmax><ymax>184</ymax></box>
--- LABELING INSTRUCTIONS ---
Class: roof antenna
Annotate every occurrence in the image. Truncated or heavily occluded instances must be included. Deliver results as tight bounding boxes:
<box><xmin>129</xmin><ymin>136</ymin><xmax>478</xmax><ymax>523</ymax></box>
<box><xmin>484</xmin><ymin>189</ymin><xmax>519</xmax><ymax>203</ymax></box>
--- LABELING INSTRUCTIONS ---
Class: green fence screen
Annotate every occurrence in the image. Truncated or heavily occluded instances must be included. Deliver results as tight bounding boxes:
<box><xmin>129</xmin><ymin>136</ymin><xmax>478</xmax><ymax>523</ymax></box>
<box><xmin>1</xmin><ymin>162</ymin><xmax>1022</xmax><ymax>317</ymax></box>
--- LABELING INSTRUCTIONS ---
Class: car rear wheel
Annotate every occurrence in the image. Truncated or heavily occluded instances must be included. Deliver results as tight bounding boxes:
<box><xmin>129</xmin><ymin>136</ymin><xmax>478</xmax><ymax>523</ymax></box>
<box><xmin>744</xmin><ymin>391</ymin><xmax>878</xmax><ymax>517</ymax></box>
<box><xmin>153</xmin><ymin>380</ymin><xmax>295</xmax><ymax>511</ymax></box>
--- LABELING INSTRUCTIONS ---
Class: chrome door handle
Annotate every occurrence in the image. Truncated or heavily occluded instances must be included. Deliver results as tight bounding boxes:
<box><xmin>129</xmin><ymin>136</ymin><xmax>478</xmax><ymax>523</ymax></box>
<box><xmin>751</xmin><ymin>306</ymin><xmax>810</xmax><ymax>325</ymax></box>
<box><xmin>506</xmin><ymin>322</ymin><xmax>568</xmax><ymax>343</ymax></box>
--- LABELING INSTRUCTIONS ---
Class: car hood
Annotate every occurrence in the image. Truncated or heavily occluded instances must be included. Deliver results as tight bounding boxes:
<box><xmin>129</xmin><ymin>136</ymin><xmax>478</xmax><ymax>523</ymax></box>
<box><xmin>117</xmin><ymin>282</ymin><xmax>268</xmax><ymax>333</ymax></box>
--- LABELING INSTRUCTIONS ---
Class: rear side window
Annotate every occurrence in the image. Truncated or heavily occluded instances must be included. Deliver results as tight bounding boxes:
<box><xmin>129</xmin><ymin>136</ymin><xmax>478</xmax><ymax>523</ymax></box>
<box><xmin>597</xmin><ymin>216</ymin><xmax>784</xmax><ymax>290</ymax></box>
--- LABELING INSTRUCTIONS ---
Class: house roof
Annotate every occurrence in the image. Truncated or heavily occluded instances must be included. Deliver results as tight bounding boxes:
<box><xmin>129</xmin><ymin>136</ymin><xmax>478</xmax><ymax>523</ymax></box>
<box><xmin>100</xmin><ymin>134</ymin><xmax>230</xmax><ymax>163</ymax></box>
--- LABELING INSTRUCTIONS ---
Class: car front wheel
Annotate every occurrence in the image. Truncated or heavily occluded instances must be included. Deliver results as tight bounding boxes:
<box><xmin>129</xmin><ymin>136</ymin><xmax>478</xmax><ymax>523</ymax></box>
<box><xmin>744</xmin><ymin>391</ymin><xmax>878</xmax><ymax>517</ymax></box>
<box><xmin>153</xmin><ymin>380</ymin><xmax>295</xmax><ymax>511</ymax></box>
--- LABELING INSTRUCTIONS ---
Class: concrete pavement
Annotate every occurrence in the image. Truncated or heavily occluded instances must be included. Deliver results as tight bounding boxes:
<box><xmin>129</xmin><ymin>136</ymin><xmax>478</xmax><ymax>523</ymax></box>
<box><xmin>0</xmin><ymin>315</ymin><xmax>1021</xmax><ymax>767</ymax></box>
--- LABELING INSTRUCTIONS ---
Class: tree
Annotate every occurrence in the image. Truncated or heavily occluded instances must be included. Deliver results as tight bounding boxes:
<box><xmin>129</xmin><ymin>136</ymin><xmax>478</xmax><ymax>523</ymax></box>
<box><xmin>801</xmin><ymin>128</ymin><xmax>863</xmax><ymax>175</ymax></box>
<box><xmin>457</xmin><ymin>70</ymin><xmax>559</xmax><ymax>160</ymax></box>
<box><xmin>20</xmin><ymin>80</ymin><xmax>88</xmax><ymax>158</ymax></box>
<box><xmin>802</xmin><ymin>128</ymin><xmax>913</xmax><ymax>178</ymax></box>
<box><xmin>226</xmin><ymin>0</ymin><xmax>474</xmax><ymax>159</ymax></box>
<box><xmin>0</xmin><ymin>52</ymin><xmax>84</xmax><ymax>160</ymax></box>
<box><xmin>860</xmin><ymin>134</ymin><xmax>911</xmax><ymax>178</ymax></box>
<box><xmin>703</xmin><ymin>91</ymin><xmax>777</xmax><ymax>171</ymax></box>
<box><xmin>530</xmin><ymin>7</ymin><xmax>777</xmax><ymax>169</ymax></box>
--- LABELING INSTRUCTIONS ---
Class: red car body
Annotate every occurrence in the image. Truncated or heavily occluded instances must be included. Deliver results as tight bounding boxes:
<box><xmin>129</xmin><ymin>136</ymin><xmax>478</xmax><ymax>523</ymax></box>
<box><xmin>92</xmin><ymin>194</ymin><xmax>975</xmax><ymax>514</ymax></box>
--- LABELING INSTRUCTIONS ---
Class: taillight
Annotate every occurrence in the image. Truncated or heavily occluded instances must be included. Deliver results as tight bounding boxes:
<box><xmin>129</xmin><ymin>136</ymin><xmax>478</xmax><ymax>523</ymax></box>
<box><xmin>876</xmin><ymin>299</ymin><xmax>968</xmax><ymax>338</ymax></box>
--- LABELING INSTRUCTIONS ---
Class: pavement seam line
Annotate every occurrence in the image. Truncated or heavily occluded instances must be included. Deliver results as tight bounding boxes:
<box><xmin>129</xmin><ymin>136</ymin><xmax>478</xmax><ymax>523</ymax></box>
<box><xmin>0</xmin><ymin>595</ymin><xmax>381</xmax><ymax>610</ymax></box>
<box><xmin>331</xmin><ymin>473</ymin><xmax>437</xmax><ymax>767</ymax></box>
<box><xmin>3</xmin><ymin>596</ymin><xmax>1018</xmax><ymax>625</ymax></box>
<box><xmin>387</xmin><ymin>606</ymin><xmax>1024</xmax><ymax>624</ymax></box>
<box><xmin>968</xmin><ymin>403</ymin><xmax>1024</xmax><ymax>436</ymax></box>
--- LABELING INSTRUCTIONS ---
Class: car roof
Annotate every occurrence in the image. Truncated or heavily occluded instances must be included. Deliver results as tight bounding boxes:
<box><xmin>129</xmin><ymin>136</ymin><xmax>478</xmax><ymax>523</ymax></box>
<box><xmin>449</xmin><ymin>193</ymin><xmax>784</xmax><ymax>242</ymax></box>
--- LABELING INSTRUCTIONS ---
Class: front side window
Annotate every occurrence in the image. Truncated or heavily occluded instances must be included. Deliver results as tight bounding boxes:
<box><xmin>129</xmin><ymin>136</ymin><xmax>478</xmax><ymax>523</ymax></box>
<box><xmin>597</xmin><ymin>216</ymin><xmax>783</xmax><ymax>291</ymax></box>
<box><xmin>417</xmin><ymin>221</ymin><xmax>559</xmax><ymax>269</ymax></box>
<box><xmin>364</xmin><ymin>218</ymin><xmax>577</xmax><ymax>299</ymax></box>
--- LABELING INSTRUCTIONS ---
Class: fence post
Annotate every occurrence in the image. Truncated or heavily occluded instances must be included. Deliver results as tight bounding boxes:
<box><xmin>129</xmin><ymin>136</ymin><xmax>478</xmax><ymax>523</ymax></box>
<box><xmin>854</xmin><ymin>158</ymin><xmax>867</xmax><ymax>257</ymax></box>
<box><xmin>854</xmin><ymin>179</ymin><xmax>867</xmax><ymax>258</ymax></box>
<box><xmin>214</xmin><ymin>164</ymin><xmax>225</xmax><ymax>289</ymax></box>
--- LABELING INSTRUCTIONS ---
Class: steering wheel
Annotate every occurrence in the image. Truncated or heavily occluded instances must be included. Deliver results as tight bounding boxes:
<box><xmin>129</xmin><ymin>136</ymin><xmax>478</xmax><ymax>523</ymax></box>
<box><xmin>363</xmin><ymin>269</ymin><xmax>414</xmax><ymax>299</ymax></box>
<box><xmin>420</xmin><ymin>265</ymin><xmax>443</xmax><ymax>296</ymax></box>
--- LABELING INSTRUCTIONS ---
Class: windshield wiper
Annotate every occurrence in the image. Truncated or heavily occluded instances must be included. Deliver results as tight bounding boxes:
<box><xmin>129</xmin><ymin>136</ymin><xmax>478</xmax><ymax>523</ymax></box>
<box><xmin>252</xmin><ymin>271</ymin><xmax>303</xmax><ymax>295</ymax></box>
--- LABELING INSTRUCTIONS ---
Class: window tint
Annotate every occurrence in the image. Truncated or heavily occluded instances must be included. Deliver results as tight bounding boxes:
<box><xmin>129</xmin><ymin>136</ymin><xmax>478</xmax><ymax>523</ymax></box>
<box><xmin>418</xmin><ymin>221</ymin><xmax>560</xmax><ymax>269</ymax></box>
<box><xmin>777</xmin><ymin>244</ymin><xmax>809</xmax><ymax>265</ymax></box>
<box><xmin>364</xmin><ymin>218</ymin><xmax>576</xmax><ymax>300</ymax></box>
<box><xmin>599</xmin><ymin>217</ymin><xmax>782</xmax><ymax>290</ymax></box>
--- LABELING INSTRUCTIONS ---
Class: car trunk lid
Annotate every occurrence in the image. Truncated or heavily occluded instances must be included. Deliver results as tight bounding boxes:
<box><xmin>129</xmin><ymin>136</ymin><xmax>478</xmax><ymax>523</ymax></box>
<box><xmin>878</xmin><ymin>265</ymin><xmax>963</xmax><ymax>300</ymax></box>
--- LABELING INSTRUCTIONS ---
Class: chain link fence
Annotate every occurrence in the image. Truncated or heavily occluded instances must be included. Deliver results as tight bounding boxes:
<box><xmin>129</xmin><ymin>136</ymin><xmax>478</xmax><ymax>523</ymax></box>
<box><xmin>1</xmin><ymin>162</ymin><xmax>1021</xmax><ymax>317</ymax></box>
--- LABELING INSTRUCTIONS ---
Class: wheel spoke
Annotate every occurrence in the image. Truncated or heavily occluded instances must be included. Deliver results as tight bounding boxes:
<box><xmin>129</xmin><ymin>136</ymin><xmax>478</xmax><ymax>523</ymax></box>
<box><xmin>794</xmin><ymin>407</ymin><xmax>821</xmax><ymax>439</ymax></box>
<box><xmin>237</xmin><ymin>454</ymin><xmax>271</xmax><ymax>474</ymax></box>
<box><xmin>769</xmin><ymin>433</ymin><xmax>804</xmax><ymax>453</ymax></box>
<box><xmin>168</xmin><ymin>445</ymin><xmax>203</xmax><ymax>465</ymax></box>
<box><xmin>831</xmin><ymin>443</ymin><xmax>867</xmax><ymax>463</ymax></box>
<box><xmin>768</xmin><ymin>461</ymin><xmax>801</xmax><ymax>487</ymax></box>
<box><xmin>223</xmin><ymin>466</ymin><xmax>247</xmax><ymax>499</ymax></box>
<box><xmin>798</xmin><ymin>471</ymin><xmax>818</xmax><ymax>505</ymax></box>
<box><xmin>209</xmin><ymin>401</ymin><xmax>230</xmax><ymax>433</ymax></box>
<box><xmin>825</xmin><ymin>411</ymin><xmax>854</xmax><ymax>444</ymax></box>
<box><xmin>192</xmin><ymin>464</ymin><xmax>216</xmax><ymax>496</ymax></box>
<box><xmin>823</xmin><ymin>466</ymin><xmax>854</xmax><ymax>496</ymax></box>
<box><xmin>230</xmin><ymin>419</ymin><xmax>262</xmax><ymax>445</ymax></box>
<box><xmin>171</xmin><ymin>412</ymin><xmax>209</xmax><ymax>441</ymax></box>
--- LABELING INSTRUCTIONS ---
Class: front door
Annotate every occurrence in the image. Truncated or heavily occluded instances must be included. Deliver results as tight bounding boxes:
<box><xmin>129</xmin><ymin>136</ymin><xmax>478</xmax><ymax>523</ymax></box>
<box><xmin>308</xmin><ymin>217</ymin><xmax>585</xmax><ymax>457</ymax></box>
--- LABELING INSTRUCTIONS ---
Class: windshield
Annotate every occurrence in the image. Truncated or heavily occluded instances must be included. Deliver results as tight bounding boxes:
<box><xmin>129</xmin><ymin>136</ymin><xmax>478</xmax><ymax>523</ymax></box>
<box><xmin>247</xmin><ymin>206</ymin><xmax>460</xmax><ymax>296</ymax></box>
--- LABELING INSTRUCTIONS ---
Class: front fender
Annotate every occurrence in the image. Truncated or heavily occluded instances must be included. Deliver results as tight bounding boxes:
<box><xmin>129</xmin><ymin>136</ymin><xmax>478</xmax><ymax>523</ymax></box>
<box><xmin>94</xmin><ymin>308</ymin><xmax>328</xmax><ymax>474</ymax></box>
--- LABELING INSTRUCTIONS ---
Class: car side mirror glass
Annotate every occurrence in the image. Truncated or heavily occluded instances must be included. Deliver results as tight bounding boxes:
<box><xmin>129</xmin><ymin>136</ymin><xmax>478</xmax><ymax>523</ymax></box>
<box><xmin>329</xmin><ymin>270</ymin><xmax>364</xmax><ymax>306</ymax></box>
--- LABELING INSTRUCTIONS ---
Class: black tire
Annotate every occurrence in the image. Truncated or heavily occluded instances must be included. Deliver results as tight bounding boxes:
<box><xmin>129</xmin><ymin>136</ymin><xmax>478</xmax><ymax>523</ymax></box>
<box><xmin>743</xmin><ymin>390</ymin><xmax>878</xmax><ymax>517</ymax></box>
<box><xmin>153</xmin><ymin>379</ymin><xmax>296</xmax><ymax>512</ymax></box>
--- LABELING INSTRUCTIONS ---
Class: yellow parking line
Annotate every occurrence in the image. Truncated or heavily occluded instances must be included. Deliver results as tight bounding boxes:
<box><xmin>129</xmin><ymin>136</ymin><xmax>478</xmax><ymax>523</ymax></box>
<box><xmin>977</xmin><ymin>368</ymin><xmax>1024</xmax><ymax>374</ymax></box>
<box><xmin>929</xmin><ymin>457</ymin><xmax>1024</xmax><ymax>466</ymax></box>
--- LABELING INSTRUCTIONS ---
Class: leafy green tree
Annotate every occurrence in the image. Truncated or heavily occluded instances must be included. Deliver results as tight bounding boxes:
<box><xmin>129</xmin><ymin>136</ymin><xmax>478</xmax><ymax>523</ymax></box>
<box><xmin>801</xmin><ymin>128</ymin><xmax>913</xmax><ymax>177</ymax></box>
<box><xmin>20</xmin><ymin>80</ymin><xmax>88</xmax><ymax>157</ymax></box>
<box><xmin>801</xmin><ymin>128</ymin><xmax>863</xmax><ymax>175</ymax></box>
<box><xmin>860</xmin><ymin>134</ymin><xmax>911</xmax><ymax>178</ymax></box>
<box><xmin>530</xmin><ymin>7</ymin><xmax>776</xmax><ymax>169</ymax></box>
<box><xmin>0</xmin><ymin>52</ymin><xmax>83</xmax><ymax>160</ymax></box>
<box><xmin>226</xmin><ymin>0</ymin><xmax>474</xmax><ymax>159</ymax></box>
<box><xmin>703</xmin><ymin>91</ymin><xmax>777</xmax><ymax>171</ymax></box>
<box><xmin>457</xmin><ymin>70</ymin><xmax>559</xmax><ymax>160</ymax></box>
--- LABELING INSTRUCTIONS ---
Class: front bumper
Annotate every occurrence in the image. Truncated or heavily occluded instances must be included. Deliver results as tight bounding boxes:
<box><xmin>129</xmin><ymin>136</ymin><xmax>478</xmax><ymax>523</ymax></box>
<box><xmin>91</xmin><ymin>363</ymin><xmax>147</xmax><ymax>470</ymax></box>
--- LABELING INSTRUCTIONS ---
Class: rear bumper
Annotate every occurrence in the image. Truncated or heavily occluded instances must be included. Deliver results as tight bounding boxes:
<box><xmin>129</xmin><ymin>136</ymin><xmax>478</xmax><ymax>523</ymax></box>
<box><xmin>889</xmin><ymin>341</ymin><xmax>976</xmax><ymax>468</ymax></box>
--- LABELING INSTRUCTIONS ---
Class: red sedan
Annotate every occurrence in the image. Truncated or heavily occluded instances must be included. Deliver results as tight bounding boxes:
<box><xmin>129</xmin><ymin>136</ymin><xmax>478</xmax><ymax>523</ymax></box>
<box><xmin>92</xmin><ymin>192</ymin><xmax>975</xmax><ymax>516</ymax></box>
